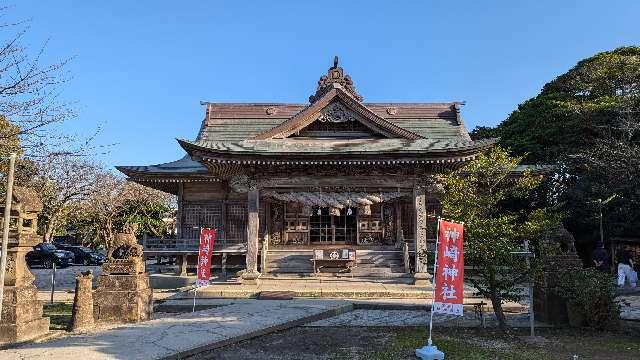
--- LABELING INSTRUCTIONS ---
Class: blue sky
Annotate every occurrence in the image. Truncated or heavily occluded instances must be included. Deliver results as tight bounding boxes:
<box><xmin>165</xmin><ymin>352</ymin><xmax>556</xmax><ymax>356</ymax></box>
<box><xmin>14</xmin><ymin>1</ymin><xmax>640</xmax><ymax>168</ymax></box>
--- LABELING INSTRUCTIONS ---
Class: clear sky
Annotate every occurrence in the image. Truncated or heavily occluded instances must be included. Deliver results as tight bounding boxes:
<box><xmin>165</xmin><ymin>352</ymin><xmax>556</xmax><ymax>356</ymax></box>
<box><xmin>14</xmin><ymin>1</ymin><xmax>640</xmax><ymax>169</ymax></box>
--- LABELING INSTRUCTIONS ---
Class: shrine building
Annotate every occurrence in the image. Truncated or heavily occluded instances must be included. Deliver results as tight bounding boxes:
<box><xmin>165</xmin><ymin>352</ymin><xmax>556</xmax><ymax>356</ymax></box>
<box><xmin>117</xmin><ymin>58</ymin><xmax>495</xmax><ymax>284</ymax></box>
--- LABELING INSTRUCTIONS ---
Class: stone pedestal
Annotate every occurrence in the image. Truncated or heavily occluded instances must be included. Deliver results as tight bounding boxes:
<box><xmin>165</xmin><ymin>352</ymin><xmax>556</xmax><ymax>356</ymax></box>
<box><xmin>241</xmin><ymin>271</ymin><xmax>260</xmax><ymax>285</ymax></box>
<box><xmin>93</xmin><ymin>258</ymin><xmax>153</xmax><ymax>323</ymax></box>
<box><xmin>413</xmin><ymin>272</ymin><xmax>432</xmax><ymax>287</ymax></box>
<box><xmin>70</xmin><ymin>271</ymin><xmax>94</xmax><ymax>332</ymax></box>
<box><xmin>0</xmin><ymin>188</ymin><xmax>50</xmax><ymax>344</ymax></box>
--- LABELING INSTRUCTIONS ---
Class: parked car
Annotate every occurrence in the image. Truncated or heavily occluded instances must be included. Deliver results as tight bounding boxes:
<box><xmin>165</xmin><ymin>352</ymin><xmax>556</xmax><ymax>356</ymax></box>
<box><xmin>26</xmin><ymin>243</ymin><xmax>74</xmax><ymax>268</ymax></box>
<box><xmin>55</xmin><ymin>245</ymin><xmax>106</xmax><ymax>265</ymax></box>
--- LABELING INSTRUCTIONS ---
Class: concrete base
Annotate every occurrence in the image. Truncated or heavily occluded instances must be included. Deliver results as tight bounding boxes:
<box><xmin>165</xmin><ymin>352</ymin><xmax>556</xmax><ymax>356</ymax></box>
<box><xmin>416</xmin><ymin>344</ymin><xmax>445</xmax><ymax>360</ymax></box>
<box><xmin>93</xmin><ymin>273</ymin><xmax>153</xmax><ymax>323</ymax></box>
<box><xmin>150</xmin><ymin>274</ymin><xmax>196</xmax><ymax>289</ymax></box>
<box><xmin>413</xmin><ymin>272</ymin><xmax>432</xmax><ymax>287</ymax></box>
<box><xmin>0</xmin><ymin>317</ymin><xmax>50</xmax><ymax>344</ymax></box>
<box><xmin>0</xmin><ymin>285</ymin><xmax>51</xmax><ymax>345</ymax></box>
<box><xmin>241</xmin><ymin>271</ymin><xmax>261</xmax><ymax>285</ymax></box>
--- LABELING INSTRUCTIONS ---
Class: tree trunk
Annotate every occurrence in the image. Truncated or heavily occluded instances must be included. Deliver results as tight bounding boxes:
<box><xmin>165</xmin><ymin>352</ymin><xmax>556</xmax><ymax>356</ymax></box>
<box><xmin>490</xmin><ymin>286</ymin><xmax>507</xmax><ymax>329</ymax></box>
<box><xmin>488</xmin><ymin>269</ymin><xmax>507</xmax><ymax>329</ymax></box>
<box><xmin>44</xmin><ymin>223</ymin><xmax>54</xmax><ymax>242</ymax></box>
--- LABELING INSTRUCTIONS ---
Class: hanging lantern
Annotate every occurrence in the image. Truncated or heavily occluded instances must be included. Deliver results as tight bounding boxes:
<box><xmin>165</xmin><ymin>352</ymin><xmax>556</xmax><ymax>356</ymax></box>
<box><xmin>346</xmin><ymin>207</ymin><xmax>353</xmax><ymax>216</ymax></box>
<box><xmin>317</xmin><ymin>207</ymin><xmax>322</xmax><ymax>215</ymax></box>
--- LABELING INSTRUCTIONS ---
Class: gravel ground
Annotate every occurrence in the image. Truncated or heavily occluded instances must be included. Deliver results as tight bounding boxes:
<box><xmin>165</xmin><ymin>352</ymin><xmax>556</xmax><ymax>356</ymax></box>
<box><xmin>196</xmin><ymin>326</ymin><xmax>395</xmax><ymax>360</ymax></box>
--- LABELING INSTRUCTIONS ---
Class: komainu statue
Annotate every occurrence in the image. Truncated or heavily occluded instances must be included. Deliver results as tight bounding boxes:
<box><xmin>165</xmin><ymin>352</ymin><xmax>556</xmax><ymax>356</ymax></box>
<box><xmin>94</xmin><ymin>222</ymin><xmax>152</xmax><ymax>323</ymax></box>
<box><xmin>546</xmin><ymin>224</ymin><xmax>577</xmax><ymax>253</ymax></box>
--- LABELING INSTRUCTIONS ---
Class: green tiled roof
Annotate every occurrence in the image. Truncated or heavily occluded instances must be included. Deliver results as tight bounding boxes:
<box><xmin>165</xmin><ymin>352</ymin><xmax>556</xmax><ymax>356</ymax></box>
<box><xmin>180</xmin><ymin>138</ymin><xmax>491</xmax><ymax>155</ymax></box>
<box><xmin>116</xmin><ymin>155</ymin><xmax>208</xmax><ymax>176</ymax></box>
<box><xmin>196</xmin><ymin>102</ymin><xmax>470</xmax><ymax>142</ymax></box>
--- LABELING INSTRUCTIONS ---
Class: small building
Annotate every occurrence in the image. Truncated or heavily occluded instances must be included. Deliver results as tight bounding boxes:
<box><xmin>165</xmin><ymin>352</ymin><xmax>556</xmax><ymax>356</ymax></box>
<box><xmin>117</xmin><ymin>58</ymin><xmax>495</xmax><ymax>283</ymax></box>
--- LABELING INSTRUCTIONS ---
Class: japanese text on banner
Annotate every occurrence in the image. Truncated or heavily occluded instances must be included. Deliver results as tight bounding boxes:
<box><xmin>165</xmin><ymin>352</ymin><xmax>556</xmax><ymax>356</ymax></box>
<box><xmin>196</xmin><ymin>228</ymin><xmax>216</xmax><ymax>287</ymax></box>
<box><xmin>433</xmin><ymin>220</ymin><xmax>464</xmax><ymax>316</ymax></box>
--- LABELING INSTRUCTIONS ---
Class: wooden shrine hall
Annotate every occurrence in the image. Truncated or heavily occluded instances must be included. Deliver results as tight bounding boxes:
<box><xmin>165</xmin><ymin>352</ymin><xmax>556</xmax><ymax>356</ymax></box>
<box><xmin>117</xmin><ymin>57</ymin><xmax>495</xmax><ymax>285</ymax></box>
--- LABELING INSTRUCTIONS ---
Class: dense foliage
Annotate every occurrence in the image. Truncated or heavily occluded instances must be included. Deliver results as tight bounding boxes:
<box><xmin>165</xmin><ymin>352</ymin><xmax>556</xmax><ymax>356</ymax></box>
<box><xmin>439</xmin><ymin>147</ymin><xmax>560</xmax><ymax>328</ymax></box>
<box><xmin>554</xmin><ymin>268</ymin><xmax>619</xmax><ymax>329</ymax></box>
<box><xmin>474</xmin><ymin>46</ymin><xmax>640</xmax><ymax>244</ymax></box>
<box><xmin>495</xmin><ymin>46</ymin><xmax>640</xmax><ymax>163</ymax></box>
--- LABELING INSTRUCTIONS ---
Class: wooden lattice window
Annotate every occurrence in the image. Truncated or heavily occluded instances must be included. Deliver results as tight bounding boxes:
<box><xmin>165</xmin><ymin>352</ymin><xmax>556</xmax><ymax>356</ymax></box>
<box><xmin>181</xmin><ymin>201</ymin><xmax>223</xmax><ymax>241</ymax></box>
<box><xmin>225</xmin><ymin>202</ymin><xmax>247</xmax><ymax>245</ymax></box>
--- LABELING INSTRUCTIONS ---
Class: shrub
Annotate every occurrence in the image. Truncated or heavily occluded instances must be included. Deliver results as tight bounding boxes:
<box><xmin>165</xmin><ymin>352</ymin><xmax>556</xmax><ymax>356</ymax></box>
<box><xmin>555</xmin><ymin>268</ymin><xmax>619</xmax><ymax>329</ymax></box>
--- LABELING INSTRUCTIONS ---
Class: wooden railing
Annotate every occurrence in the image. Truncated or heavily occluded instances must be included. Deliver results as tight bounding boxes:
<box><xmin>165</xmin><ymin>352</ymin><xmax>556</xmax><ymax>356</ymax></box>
<box><xmin>142</xmin><ymin>237</ymin><xmax>200</xmax><ymax>251</ymax></box>
<box><xmin>141</xmin><ymin>236</ymin><xmax>248</xmax><ymax>253</ymax></box>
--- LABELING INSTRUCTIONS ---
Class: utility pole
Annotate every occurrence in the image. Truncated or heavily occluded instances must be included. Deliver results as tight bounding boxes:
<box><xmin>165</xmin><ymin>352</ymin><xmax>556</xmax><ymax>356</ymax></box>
<box><xmin>597</xmin><ymin>195</ymin><xmax>618</xmax><ymax>272</ymax></box>
<box><xmin>598</xmin><ymin>198</ymin><xmax>603</xmax><ymax>245</ymax></box>
<box><xmin>0</xmin><ymin>153</ymin><xmax>17</xmax><ymax>322</ymax></box>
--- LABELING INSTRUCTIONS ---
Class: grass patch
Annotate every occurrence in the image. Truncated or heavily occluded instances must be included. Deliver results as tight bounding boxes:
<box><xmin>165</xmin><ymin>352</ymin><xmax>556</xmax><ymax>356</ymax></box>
<box><xmin>43</xmin><ymin>302</ymin><xmax>72</xmax><ymax>330</ymax></box>
<box><xmin>371</xmin><ymin>328</ymin><xmax>545</xmax><ymax>360</ymax></box>
<box><xmin>368</xmin><ymin>327</ymin><xmax>640</xmax><ymax>360</ymax></box>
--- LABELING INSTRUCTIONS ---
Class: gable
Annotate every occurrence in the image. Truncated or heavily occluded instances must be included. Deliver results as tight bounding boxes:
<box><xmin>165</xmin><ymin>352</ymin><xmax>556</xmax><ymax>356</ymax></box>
<box><xmin>291</xmin><ymin>102</ymin><xmax>384</xmax><ymax>138</ymax></box>
<box><xmin>196</xmin><ymin>102</ymin><xmax>468</xmax><ymax>142</ymax></box>
<box><xmin>253</xmin><ymin>88</ymin><xmax>424</xmax><ymax>140</ymax></box>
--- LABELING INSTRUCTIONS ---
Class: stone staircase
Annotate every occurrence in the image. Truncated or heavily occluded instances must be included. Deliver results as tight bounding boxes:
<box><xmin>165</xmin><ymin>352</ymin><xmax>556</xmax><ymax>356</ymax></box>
<box><xmin>263</xmin><ymin>247</ymin><xmax>408</xmax><ymax>278</ymax></box>
<box><xmin>263</xmin><ymin>249</ymin><xmax>315</xmax><ymax>275</ymax></box>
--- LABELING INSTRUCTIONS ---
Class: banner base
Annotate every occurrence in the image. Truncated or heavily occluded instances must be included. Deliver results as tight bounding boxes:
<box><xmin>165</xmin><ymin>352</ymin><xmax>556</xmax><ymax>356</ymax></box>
<box><xmin>415</xmin><ymin>344</ymin><xmax>445</xmax><ymax>360</ymax></box>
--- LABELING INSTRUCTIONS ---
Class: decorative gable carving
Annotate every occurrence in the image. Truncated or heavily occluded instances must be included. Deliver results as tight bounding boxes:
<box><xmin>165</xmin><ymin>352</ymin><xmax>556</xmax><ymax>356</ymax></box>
<box><xmin>316</xmin><ymin>102</ymin><xmax>357</xmax><ymax>123</ymax></box>
<box><xmin>292</xmin><ymin>101</ymin><xmax>381</xmax><ymax>138</ymax></box>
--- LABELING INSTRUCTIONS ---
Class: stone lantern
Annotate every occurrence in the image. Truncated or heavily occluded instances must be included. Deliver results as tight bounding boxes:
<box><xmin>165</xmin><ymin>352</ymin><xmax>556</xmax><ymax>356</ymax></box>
<box><xmin>0</xmin><ymin>187</ymin><xmax>49</xmax><ymax>344</ymax></box>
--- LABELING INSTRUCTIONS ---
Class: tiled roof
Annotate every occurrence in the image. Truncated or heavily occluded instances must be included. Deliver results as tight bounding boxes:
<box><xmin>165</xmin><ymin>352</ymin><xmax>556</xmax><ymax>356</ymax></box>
<box><xmin>198</xmin><ymin>101</ymin><xmax>469</xmax><ymax>142</ymax></box>
<box><xmin>179</xmin><ymin>138</ymin><xmax>493</xmax><ymax>155</ymax></box>
<box><xmin>116</xmin><ymin>155</ymin><xmax>208</xmax><ymax>176</ymax></box>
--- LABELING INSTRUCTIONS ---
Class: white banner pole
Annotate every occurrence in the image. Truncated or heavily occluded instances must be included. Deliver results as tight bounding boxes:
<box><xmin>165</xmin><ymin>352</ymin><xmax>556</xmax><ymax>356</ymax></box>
<box><xmin>427</xmin><ymin>217</ymin><xmax>441</xmax><ymax>345</ymax></box>
<box><xmin>192</xmin><ymin>286</ymin><xmax>198</xmax><ymax>313</ymax></box>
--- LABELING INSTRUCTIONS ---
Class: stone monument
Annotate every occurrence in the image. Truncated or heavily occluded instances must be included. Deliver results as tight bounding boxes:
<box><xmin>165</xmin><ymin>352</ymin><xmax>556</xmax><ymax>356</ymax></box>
<box><xmin>534</xmin><ymin>225</ymin><xmax>583</xmax><ymax>324</ymax></box>
<box><xmin>93</xmin><ymin>224</ymin><xmax>153</xmax><ymax>323</ymax></box>
<box><xmin>0</xmin><ymin>187</ymin><xmax>50</xmax><ymax>344</ymax></box>
<box><xmin>70</xmin><ymin>270</ymin><xmax>94</xmax><ymax>332</ymax></box>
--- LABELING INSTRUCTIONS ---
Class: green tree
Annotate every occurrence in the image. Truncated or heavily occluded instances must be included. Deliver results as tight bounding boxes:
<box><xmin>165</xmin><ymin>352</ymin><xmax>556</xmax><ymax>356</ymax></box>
<box><xmin>475</xmin><ymin>46</ymin><xmax>640</xmax><ymax>245</ymax></box>
<box><xmin>496</xmin><ymin>46</ymin><xmax>640</xmax><ymax>164</ymax></box>
<box><xmin>70</xmin><ymin>172</ymin><xmax>174</xmax><ymax>251</ymax></box>
<box><xmin>439</xmin><ymin>147</ymin><xmax>560</xmax><ymax>328</ymax></box>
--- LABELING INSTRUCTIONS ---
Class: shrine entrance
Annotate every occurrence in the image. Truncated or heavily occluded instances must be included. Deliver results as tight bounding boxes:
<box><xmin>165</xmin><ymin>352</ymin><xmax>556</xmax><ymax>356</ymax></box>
<box><xmin>309</xmin><ymin>207</ymin><xmax>357</xmax><ymax>244</ymax></box>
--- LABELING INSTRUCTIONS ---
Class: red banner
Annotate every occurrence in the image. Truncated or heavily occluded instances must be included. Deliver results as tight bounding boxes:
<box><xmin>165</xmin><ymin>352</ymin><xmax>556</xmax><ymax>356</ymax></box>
<box><xmin>433</xmin><ymin>219</ymin><xmax>464</xmax><ymax>316</ymax></box>
<box><xmin>196</xmin><ymin>228</ymin><xmax>216</xmax><ymax>286</ymax></box>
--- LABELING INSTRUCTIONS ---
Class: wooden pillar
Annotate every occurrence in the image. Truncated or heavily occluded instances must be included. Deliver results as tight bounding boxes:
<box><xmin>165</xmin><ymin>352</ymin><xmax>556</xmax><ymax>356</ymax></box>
<box><xmin>413</xmin><ymin>186</ymin><xmax>431</xmax><ymax>286</ymax></box>
<box><xmin>176</xmin><ymin>254</ymin><xmax>188</xmax><ymax>276</ymax></box>
<box><xmin>176</xmin><ymin>182</ymin><xmax>184</xmax><ymax>238</ymax></box>
<box><xmin>261</xmin><ymin>200</ymin><xmax>271</xmax><ymax>274</ymax></box>
<box><xmin>242</xmin><ymin>189</ymin><xmax>260</xmax><ymax>284</ymax></box>
<box><xmin>221</xmin><ymin>253</ymin><xmax>227</xmax><ymax>280</ymax></box>
<box><xmin>221</xmin><ymin>199</ymin><xmax>227</xmax><ymax>247</ymax></box>
<box><xmin>395</xmin><ymin>201</ymin><xmax>402</xmax><ymax>245</ymax></box>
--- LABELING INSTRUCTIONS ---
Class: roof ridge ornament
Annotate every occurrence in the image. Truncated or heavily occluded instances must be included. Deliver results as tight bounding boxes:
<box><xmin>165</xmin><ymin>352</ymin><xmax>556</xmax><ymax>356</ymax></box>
<box><xmin>309</xmin><ymin>56</ymin><xmax>363</xmax><ymax>103</ymax></box>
